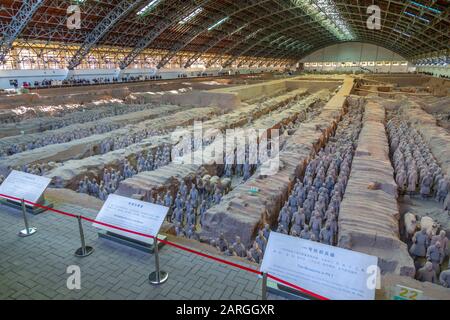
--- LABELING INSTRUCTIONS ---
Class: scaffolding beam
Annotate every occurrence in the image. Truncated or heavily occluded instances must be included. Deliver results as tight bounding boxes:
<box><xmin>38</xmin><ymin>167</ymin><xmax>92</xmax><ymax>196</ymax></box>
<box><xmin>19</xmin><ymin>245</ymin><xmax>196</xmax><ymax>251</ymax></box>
<box><xmin>67</xmin><ymin>0</ymin><xmax>142</xmax><ymax>70</ymax></box>
<box><xmin>0</xmin><ymin>0</ymin><xmax>43</xmax><ymax>63</ymax></box>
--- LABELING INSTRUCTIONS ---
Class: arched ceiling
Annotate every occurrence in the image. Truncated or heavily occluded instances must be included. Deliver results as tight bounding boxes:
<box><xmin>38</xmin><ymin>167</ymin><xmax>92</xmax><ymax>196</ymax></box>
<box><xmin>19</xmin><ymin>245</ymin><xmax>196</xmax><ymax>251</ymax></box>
<box><xmin>300</xmin><ymin>42</ymin><xmax>408</xmax><ymax>62</ymax></box>
<box><xmin>0</xmin><ymin>0</ymin><xmax>448</xmax><ymax>69</ymax></box>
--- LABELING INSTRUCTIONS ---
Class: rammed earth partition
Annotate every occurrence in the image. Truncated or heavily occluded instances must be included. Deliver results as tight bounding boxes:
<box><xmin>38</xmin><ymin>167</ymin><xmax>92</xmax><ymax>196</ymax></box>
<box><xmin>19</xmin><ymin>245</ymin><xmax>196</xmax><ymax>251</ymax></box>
<box><xmin>337</xmin><ymin>100</ymin><xmax>415</xmax><ymax>277</ymax></box>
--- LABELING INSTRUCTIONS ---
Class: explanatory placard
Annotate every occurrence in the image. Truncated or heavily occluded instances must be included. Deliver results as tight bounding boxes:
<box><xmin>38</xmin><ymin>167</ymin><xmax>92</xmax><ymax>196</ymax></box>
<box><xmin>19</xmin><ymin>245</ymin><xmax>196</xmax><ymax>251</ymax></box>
<box><xmin>93</xmin><ymin>194</ymin><xmax>168</xmax><ymax>244</ymax></box>
<box><xmin>0</xmin><ymin>170</ymin><xmax>51</xmax><ymax>204</ymax></box>
<box><xmin>260</xmin><ymin>232</ymin><xmax>379</xmax><ymax>300</ymax></box>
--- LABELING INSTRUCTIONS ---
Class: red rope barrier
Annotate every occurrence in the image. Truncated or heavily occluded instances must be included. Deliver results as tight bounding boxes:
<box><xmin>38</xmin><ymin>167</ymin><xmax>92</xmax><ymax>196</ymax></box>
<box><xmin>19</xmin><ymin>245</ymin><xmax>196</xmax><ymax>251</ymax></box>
<box><xmin>0</xmin><ymin>193</ymin><xmax>328</xmax><ymax>300</ymax></box>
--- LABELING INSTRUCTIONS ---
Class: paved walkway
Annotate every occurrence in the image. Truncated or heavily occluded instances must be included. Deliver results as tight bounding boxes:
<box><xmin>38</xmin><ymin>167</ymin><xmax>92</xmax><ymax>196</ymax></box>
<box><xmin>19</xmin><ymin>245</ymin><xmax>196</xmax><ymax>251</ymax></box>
<box><xmin>0</xmin><ymin>201</ymin><xmax>262</xmax><ymax>300</ymax></box>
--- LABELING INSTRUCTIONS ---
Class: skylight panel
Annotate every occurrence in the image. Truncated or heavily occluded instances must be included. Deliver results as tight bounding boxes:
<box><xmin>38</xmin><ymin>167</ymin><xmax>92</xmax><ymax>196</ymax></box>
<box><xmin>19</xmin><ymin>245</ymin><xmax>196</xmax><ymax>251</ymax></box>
<box><xmin>277</xmin><ymin>38</ymin><xmax>293</xmax><ymax>47</ymax></box>
<box><xmin>208</xmin><ymin>17</ymin><xmax>229</xmax><ymax>31</ymax></box>
<box><xmin>286</xmin><ymin>40</ymin><xmax>300</xmax><ymax>49</ymax></box>
<box><xmin>291</xmin><ymin>0</ymin><xmax>354</xmax><ymax>41</ymax></box>
<box><xmin>270</xmin><ymin>36</ymin><xmax>286</xmax><ymax>45</ymax></box>
<box><xmin>403</xmin><ymin>11</ymin><xmax>430</xmax><ymax>23</ymax></box>
<box><xmin>244</xmin><ymin>28</ymin><xmax>262</xmax><ymax>40</ymax></box>
<box><xmin>179</xmin><ymin>7</ymin><xmax>204</xmax><ymax>24</ymax></box>
<box><xmin>409</xmin><ymin>1</ymin><xmax>442</xmax><ymax>14</ymax></box>
<box><xmin>393</xmin><ymin>28</ymin><xmax>412</xmax><ymax>38</ymax></box>
<box><xmin>137</xmin><ymin>0</ymin><xmax>161</xmax><ymax>16</ymax></box>
<box><xmin>296</xmin><ymin>43</ymin><xmax>312</xmax><ymax>51</ymax></box>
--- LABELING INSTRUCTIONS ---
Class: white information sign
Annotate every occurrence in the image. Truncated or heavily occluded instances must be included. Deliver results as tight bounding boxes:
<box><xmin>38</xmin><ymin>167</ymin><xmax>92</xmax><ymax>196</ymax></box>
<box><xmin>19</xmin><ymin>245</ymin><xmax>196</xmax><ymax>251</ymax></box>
<box><xmin>260</xmin><ymin>232</ymin><xmax>379</xmax><ymax>300</ymax></box>
<box><xmin>93</xmin><ymin>194</ymin><xmax>168</xmax><ymax>245</ymax></box>
<box><xmin>0</xmin><ymin>170</ymin><xmax>51</xmax><ymax>204</ymax></box>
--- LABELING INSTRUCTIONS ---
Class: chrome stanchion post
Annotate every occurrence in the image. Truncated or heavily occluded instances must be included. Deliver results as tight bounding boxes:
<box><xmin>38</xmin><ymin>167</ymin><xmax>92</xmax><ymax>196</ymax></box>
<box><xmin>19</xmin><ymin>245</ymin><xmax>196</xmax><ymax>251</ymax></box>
<box><xmin>18</xmin><ymin>198</ymin><xmax>36</xmax><ymax>237</ymax></box>
<box><xmin>149</xmin><ymin>235</ymin><xmax>168</xmax><ymax>285</ymax></box>
<box><xmin>262</xmin><ymin>272</ymin><xmax>268</xmax><ymax>301</ymax></box>
<box><xmin>74</xmin><ymin>215</ymin><xmax>94</xmax><ymax>257</ymax></box>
